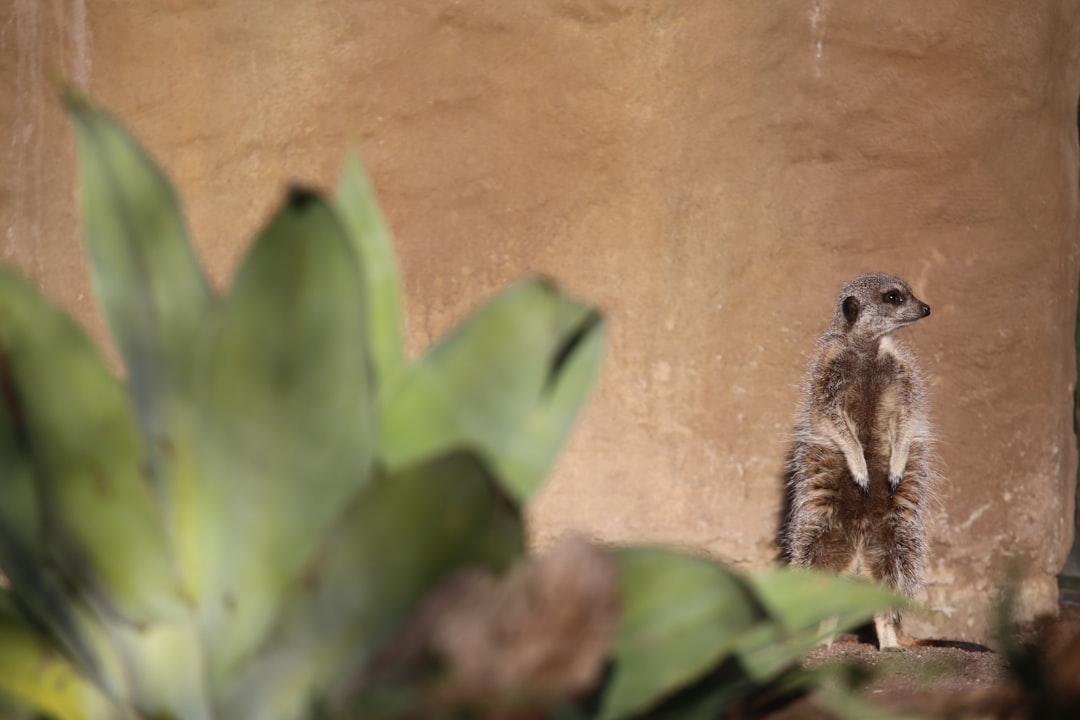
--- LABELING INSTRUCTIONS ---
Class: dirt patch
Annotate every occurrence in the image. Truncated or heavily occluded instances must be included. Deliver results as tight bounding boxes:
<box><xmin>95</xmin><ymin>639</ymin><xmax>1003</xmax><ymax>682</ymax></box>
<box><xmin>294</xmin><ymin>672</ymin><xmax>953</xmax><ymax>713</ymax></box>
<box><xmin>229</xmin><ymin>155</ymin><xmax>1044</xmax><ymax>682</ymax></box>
<box><xmin>762</xmin><ymin>604</ymin><xmax>1080</xmax><ymax>719</ymax></box>
<box><xmin>804</xmin><ymin>636</ymin><xmax>1006</xmax><ymax>717</ymax></box>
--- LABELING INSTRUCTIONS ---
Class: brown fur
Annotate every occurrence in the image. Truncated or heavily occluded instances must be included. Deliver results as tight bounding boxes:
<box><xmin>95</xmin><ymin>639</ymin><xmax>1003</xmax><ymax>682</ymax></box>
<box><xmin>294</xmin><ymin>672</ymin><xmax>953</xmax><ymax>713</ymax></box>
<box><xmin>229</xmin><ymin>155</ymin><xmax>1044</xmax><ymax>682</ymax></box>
<box><xmin>782</xmin><ymin>273</ymin><xmax>935</xmax><ymax>649</ymax></box>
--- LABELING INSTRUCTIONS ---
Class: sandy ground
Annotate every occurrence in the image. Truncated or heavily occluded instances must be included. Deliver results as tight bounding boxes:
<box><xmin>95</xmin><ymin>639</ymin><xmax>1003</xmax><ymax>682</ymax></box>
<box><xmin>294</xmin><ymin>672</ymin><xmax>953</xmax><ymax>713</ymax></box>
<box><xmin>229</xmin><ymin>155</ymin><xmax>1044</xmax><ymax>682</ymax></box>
<box><xmin>759</xmin><ymin>603</ymin><xmax>1080</xmax><ymax>719</ymax></box>
<box><xmin>801</xmin><ymin>635</ymin><xmax>1007</xmax><ymax>717</ymax></box>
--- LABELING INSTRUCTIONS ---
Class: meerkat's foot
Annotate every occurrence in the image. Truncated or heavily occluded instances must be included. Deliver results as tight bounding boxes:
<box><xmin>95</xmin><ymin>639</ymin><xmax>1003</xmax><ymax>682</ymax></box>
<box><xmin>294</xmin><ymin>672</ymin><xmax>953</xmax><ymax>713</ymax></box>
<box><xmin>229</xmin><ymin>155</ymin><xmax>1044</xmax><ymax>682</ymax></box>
<box><xmin>818</xmin><ymin>616</ymin><xmax>839</xmax><ymax>647</ymax></box>
<box><xmin>874</xmin><ymin>613</ymin><xmax>903</xmax><ymax>651</ymax></box>
<box><xmin>894</xmin><ymin>624</ymin><xmax>921</xmax><ymax>648</ymax></box>
<box><xmin>853</xmin><ymin>475</ymin><xmax>870</xmax><ymax>495</ymax></box>
<box><xmin>888</xmin><ymin>474</ymin><xmax>902</xmax><ymax>494</ymax></box>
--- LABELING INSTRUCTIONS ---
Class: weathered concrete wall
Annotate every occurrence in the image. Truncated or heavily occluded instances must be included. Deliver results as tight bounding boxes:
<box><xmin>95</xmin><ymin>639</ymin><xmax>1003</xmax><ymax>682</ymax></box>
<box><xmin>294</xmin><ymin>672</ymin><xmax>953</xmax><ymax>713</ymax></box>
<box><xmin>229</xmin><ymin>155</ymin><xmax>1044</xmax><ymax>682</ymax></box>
<box><xmin>2</xmin><ymin>1</ymin><xmax>1078</xmax><ymax>642</ymax></box>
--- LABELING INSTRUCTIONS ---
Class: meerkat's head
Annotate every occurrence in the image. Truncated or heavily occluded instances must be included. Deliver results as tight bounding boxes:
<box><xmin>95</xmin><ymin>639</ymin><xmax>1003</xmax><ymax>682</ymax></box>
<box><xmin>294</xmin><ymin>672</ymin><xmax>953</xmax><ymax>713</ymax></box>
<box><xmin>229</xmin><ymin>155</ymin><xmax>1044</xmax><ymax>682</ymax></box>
<box><xmin>832</xmin><ymin>273</ymin><xmax>931</xmax><ymax>340</ymax></box>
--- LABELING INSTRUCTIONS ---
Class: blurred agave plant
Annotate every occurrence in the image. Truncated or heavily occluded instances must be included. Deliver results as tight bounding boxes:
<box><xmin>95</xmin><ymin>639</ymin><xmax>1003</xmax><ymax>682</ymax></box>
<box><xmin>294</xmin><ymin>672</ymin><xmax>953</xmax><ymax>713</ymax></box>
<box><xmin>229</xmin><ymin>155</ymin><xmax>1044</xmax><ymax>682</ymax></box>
<box><xmin>0</xmin><ymin>92</ymin><xmax>601</xmax><ymax>720</ymax></box>
<box><xmin>0</xmin><ymin>94</ymin><xmax>904</xmax><ymax>720</ymax></box>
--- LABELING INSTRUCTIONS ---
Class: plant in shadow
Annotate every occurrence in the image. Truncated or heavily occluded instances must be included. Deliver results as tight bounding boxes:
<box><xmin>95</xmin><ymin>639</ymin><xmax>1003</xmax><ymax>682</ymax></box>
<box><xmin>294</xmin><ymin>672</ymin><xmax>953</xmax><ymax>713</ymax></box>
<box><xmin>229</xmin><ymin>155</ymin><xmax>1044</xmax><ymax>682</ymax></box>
<box><xmin>968</xmin><ymin>574</ymin><xmax>1080</xmax><ymax>720</ymax></box>
<box><xmin>0</xmin><ymin>94</ymin><xmax>905</xmax><ymax>720</ymax></box>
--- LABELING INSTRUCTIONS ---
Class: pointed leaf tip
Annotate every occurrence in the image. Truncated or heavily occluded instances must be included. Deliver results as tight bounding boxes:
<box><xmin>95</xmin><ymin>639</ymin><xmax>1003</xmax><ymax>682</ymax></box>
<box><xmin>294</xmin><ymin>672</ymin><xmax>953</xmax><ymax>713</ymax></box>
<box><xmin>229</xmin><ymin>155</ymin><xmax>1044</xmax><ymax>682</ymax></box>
<box><xmin>334</xmin><ymin>149</ymin><xmax>407</xmax><ymax>392</ymax></box>
<box><xmin>191</xmin><ymin>187</ymin><xmax>376</xmax><ymax>679</ymax></box>
<box><xmin>286</xmin><ymin>186</ymin><xmax>322</xmax><ymax>210</ymax></box>
<box><xmin>59</xmin><ymin>86</ymin><xmax>89</xmax><ymax>114</ymax></box>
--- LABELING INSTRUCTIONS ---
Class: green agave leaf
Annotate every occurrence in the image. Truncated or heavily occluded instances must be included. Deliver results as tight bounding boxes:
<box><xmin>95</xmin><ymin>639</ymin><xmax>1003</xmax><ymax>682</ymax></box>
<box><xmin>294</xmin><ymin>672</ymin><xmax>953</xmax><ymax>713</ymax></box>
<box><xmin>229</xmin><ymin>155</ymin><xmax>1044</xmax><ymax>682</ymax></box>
<box><xmin>0</xmin><ymin>592</ymin><xmax>113</xmax><ymax>720</ymax></box>
<box><xmin>781</xmin><ymin>664</ymin><xmax>922</xmax><ymax>720</ymax></box>
<box><xmin>512</xmin><ymin>308</ymin><xmax>603</xmax><ymax>494</ymax></box>
<box><xmin>735</xmin><ymin>568</ymin><xmax>903</xmax><ymax>681</ymax></box>
<box><xmin>63</xmin><ymin>90</ymin><xmax>212</xmax><ymax>462</ymax></box>
<box><xmin>0</xmin><ymin>526</ymin><xmax>102</xmax><ymax>691</ymax></box>
<box><xmin>643</xmin><ymin>663</ymin><xmax>915</xmax><ymax>720</ymax></box>
<box><xmin>0</xmin><ymin>694</ymin><xmax>45</xmax><ymax>720</ymax></box>
<box><xmin>627</xmin><ymin>661</ymin><xmax>759</xmax><ymax>720</ymax></box>
<box><xmin>191</xmin><ymin>189</ymin><xmax>375</xmax><ymax>681</ymax></box>
<box><xmin>216</xmin><ymin>451</ymin><xmax>523</xmax><ymax>720</ymax></box>
<box><xmin>381</xmin><ymin>279</ymin><xmax>604</xmax><ymax>502</ymax></box>
<box><xmin>334</xmin><ymin>150</ymin><xmax>406</xmax><ymax>396</ymax></box>
<box><xmin>813</xmin><ymin>681</ymin><xmax>923</xmax><ymax>720</ymax></box>
<box><xmin>100</xmin><ymin>617</ymin><xmax>211</xmax><ymax>720</ymax></box>
<box><xmin>0</xmin><ymin>269</ymin><xmax>184</xmax><ymax>628</ymax></box>
<box><xmin>598</xmin><ymin>548</ymin><xmax>770</xmax><ymax>720</ymax></box>
<box><xmin>65</xmin><ymin>90</ymin><xmax>214</xmax><ymax>618</ymax></box>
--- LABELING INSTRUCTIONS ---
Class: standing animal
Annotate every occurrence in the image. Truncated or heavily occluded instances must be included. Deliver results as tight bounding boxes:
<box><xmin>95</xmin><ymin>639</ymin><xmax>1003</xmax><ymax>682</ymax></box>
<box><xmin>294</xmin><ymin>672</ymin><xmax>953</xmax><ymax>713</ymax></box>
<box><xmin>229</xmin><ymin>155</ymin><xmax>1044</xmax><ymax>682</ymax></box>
<box><xmin>782</xmin><ymin>273</ymin><xmax>935</xmax><ymax>649</ymax></box>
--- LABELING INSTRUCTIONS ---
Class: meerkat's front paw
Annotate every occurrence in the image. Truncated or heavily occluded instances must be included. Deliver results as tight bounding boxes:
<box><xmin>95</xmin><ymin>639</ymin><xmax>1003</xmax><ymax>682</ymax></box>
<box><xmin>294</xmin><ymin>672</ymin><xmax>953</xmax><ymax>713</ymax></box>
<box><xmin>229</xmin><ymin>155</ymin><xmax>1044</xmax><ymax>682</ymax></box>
<box><xmin>846</xmin><ymin>454</ymin><xmax>870</xmax><ymax>495</ymax></box>
<box><xmin>853</xmin><ymin>474</ymin><xmax>870</xmax><ymax>495</ymax></box>
<box><xmin>888</xmin><ymin>451</ymin><xmax>908</xmax><ymax>493</ymax></box>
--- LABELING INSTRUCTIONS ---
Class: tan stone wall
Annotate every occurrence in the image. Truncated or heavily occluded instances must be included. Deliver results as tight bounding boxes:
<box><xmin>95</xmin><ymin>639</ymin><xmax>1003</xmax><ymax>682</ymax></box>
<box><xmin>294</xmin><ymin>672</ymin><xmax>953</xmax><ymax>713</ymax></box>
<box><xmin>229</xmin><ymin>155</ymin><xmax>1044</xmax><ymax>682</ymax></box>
<box><xmin>2</xmin><ymin>1</ymin><xmax>1079</xmax><ymax>642</ymax></box>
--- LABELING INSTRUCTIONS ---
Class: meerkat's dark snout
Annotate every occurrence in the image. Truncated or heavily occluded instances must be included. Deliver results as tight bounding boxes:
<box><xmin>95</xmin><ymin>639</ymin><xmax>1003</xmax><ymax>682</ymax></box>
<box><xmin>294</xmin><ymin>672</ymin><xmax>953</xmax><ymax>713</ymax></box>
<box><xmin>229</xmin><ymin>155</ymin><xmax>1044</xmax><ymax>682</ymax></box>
<box><xmin>921</xmin><ymin>304</ymin><xmax>930</xmax><ymax>317</ymax></box>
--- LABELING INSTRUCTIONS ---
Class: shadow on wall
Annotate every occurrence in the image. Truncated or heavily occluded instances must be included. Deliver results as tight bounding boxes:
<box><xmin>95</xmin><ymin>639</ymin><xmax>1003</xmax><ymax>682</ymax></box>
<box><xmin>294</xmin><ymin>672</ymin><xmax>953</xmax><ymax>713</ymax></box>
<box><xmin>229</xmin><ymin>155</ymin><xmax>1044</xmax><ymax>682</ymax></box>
<box><xmin>1061</xmin><ymin>271</ymin><xmax>1080</xmax><ymax>590</ymax></box>
<box><xmin>1061</xmin><ymin>96</ymin><xmax>1080</xmax><ymax>590</ymax></box>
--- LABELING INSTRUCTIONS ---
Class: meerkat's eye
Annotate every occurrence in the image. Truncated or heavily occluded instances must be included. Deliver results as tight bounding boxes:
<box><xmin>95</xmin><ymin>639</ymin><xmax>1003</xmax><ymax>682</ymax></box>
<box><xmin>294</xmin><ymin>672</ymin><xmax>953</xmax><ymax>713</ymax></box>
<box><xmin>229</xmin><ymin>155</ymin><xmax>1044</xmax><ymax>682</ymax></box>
<box><xmin>884</xmin><ymin>290</ymin><xmax>903</xmax><ymax>305</ymax></box>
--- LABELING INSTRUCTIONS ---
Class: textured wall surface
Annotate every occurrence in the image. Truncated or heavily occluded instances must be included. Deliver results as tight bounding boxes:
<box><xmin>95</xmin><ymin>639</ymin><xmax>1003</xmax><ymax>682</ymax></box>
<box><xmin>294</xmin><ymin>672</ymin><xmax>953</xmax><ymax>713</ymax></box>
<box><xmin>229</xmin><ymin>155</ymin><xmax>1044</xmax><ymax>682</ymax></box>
<box><xmin>2</xmin><ymin>1</ymin><xmax>1079</xmax><ymax>642</ymax></box>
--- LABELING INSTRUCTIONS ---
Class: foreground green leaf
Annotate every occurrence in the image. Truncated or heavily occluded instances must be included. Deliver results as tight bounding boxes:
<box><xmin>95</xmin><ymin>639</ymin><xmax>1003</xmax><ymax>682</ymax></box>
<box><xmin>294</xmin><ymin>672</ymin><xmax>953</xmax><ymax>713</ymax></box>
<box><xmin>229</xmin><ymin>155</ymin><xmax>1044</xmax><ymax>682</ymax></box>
<box><xmin>0</xmin><ymin>269</ymin><xmax>183</xmax><ymax>628</ymax></box>
<box><xmin>735</xmin><ymin>569</ymin><xmax>902</xmax><ymax>680</ymax></box>
<box><xmin>64</xmin><ymin>90</ymin><xmax>212</xmax><ymax>465</ymax></box>
<box><xmin>218</xmin><ymin>451</ymin><xmax>524</xmax><ymax>720</ymax></box>
<box><xmin>0</xmin><ymin>92</ymin><xmax>610</xmax><ymax>720</ymax></box>
<box><xmin>599</xmin><ymin>548</ymin><xmax>770</xmax><ymax>720</ymax></box>
<box><xmin>335</xmin><ymin>150</ymin><xmax>406</xmax><ymax>396</ymax></box>
<box><xmin>381</xmin><ymin>280</ymin><xmax>603</xmax><ymax>502</ymax></box>
<box><xmin>814</xmin><ymin>681</ymin><xmax>924</xmax><ymax>720</ymax></box>
<box><xmin>65</xmin><ymin>90</ymin><xmax>216</xmax><ymax>630</ymax></box>
<box><xmin>97</xmin><ymin>613</ymin><xmax>211</xmax><ymax>720</ymax></box>
<box><xmin>0</xmin><ymin>593</ymin><xmax>112</xmax><ymax>720</ymax></box>
<box><xmin>192</xmin><ymin>189</ymin><xmax>376</xmax><ymax>681</ymax></box>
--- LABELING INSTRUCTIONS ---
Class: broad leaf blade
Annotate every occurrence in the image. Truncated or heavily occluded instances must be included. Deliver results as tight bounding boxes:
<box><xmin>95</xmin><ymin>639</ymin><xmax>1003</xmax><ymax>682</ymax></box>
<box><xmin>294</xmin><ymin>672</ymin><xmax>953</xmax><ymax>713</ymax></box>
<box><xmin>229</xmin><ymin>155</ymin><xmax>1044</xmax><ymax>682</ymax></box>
<box><xmin>217</xmin><ymin>452</ymin><xmax>523</xmax><ymax>720</ymax></box>
<box><xmin>813</xmin><ymin>682</ymin><xmax>924</xmax><ymax>720</ymax></box>
<box><xmin>64</xmin><ymin>90</ymin><xmax>212</xmax><ymax>451</ymax></box>
<box><xmin>736</xmin><ymin>568</ymin><xmax>903</xmax><ymax>681</ymax></box>
<box><xmin>192</xmin><ymin>189</ymin><xmax>376</xmax><ymax>681</ymax></box>
<box><xmin>511</xmin><ymin>308</ymin><xmax>603</xmax><ymax>495</ymax></box>
<box><xmin>99</xmin><ymin>616</ymin><xmax>212</xmax><ymax>720</ymax></box>
<box><xmin>335</xmin><ymin>150</ymin><xmax>406</xmax><ymax>395</ymax></box>
<box><xmin>381</xmin><ymin>280</ymin><xmax>603</xmax><ymax>502</ymax></box>
<box><xmin>0</xmin><ymin>593</ymin><xmax>113</xmax><ymax>720</ymax></box>
<box><xmin>0</xmin><ymin>270</ymin><xmax>183</xmax><ymax>627</ymax></box>
<box><xmin>783</xmin><ymin>665</ymin><xmax>923</xmax><ymax>720</ymax></box>
<box><xmin>599</xmin><ymin>548</ymin><xmax>770</xmax><ymax>720</ymax></box>
<box><xmin>627</xmin><ymin>661</ymin><xmax>758</xmax><ymax>720</ymax></box>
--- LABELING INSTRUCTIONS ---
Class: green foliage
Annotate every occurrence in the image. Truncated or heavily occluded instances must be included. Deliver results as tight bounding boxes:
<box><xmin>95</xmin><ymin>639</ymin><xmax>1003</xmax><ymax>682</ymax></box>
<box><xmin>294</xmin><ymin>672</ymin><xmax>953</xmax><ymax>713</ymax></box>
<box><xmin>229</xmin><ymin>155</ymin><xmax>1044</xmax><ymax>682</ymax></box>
<box><xmin>0</xmin><ymin>92</ymin><xmax>595</xmax><ymax>719</ymax></box>
<box><xmin>597</xmin><ymin>551</ymin><xmax>902</xmax><ymax>719</ymax></box>
<box><xmin>0</xmin><ymin>93</ymin><xmax>902</xmax><ymax>719</ymax></box>
<box><xmin>601</xmin><ymin>548</ymin><xmax>769</xmax><ymax>720</ymax></box>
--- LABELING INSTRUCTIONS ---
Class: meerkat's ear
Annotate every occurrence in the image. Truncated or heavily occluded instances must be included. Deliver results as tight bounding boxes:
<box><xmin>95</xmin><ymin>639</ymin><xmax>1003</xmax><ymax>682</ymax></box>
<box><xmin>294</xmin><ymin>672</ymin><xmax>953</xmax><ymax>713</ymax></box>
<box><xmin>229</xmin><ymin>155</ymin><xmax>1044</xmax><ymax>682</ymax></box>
<box><xmin>842</xmin><ymin>295</ymin><xmax>860</xmax><ymax>324</ymax></box>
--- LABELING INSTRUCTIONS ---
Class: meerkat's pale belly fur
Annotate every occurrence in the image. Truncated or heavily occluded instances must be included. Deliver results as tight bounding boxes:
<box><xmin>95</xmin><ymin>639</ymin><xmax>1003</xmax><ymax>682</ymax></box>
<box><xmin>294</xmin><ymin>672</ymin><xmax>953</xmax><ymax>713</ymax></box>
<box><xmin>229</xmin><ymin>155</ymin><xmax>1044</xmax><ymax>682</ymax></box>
<box><xmin>783</xmin><ymin>273</ymin><xmax>934</xmax><ymax>649</ymax></box>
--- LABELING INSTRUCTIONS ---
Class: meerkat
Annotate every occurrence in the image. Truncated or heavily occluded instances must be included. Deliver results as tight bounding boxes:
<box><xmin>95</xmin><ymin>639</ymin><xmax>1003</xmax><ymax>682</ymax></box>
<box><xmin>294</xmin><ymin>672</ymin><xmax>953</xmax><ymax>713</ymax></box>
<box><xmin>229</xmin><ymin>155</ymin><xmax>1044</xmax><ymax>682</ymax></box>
<box><xmin>782</xmin><ymin>272</ymin><xmax>934</xmax><ymax>650</ymax></box>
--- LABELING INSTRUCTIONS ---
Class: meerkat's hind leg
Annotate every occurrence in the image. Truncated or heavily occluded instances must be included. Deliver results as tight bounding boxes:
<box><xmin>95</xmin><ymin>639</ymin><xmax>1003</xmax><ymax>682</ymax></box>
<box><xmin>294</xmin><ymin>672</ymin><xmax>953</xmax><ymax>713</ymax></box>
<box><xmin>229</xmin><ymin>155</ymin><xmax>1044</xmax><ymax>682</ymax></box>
<box><xmin>874</xmin><ymin>611</ymin><xmax>923</xmax><ymax>650</ymax></box>
<box><xmin>874</xmin><ymin>612</ymin><xmax>902</xmax><ymax>651</ymax></box>
<box><xmin>866</xmin><ymin>526</ymin><xmax>924</xmax><ymax>651</ymax></box>
<box><xmin>812</xmin><ymin>539</ymin><xmax>863</xmax><ymax>648</ymax></box>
